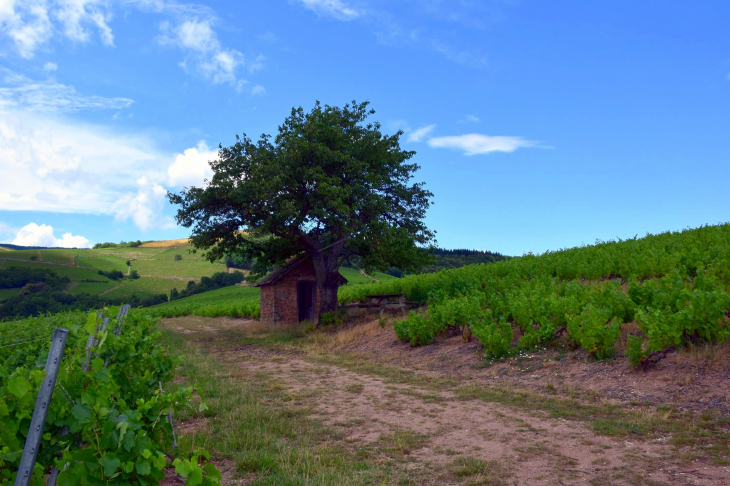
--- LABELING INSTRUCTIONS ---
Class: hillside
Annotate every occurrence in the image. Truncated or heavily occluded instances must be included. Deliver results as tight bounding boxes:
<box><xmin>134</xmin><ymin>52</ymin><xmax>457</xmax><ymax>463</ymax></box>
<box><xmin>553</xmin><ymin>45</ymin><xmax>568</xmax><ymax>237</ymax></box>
<box><xmin>0</xmin><ymin>238</ymin><xmax>397</xmax><ymax>318</ymax></box>
<box><xmin>339</xmin><ymin>223</ymin><xmax>730</xmax><ymax>365</ymax></box>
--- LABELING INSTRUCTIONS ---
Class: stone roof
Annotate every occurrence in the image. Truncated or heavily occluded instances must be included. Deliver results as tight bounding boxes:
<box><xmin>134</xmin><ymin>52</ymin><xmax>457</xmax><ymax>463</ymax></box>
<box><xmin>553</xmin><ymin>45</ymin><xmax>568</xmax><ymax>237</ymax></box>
<box><xmin>254</xmin><ymin>255</ymin><xmax>348</xmax><ymax>287</ymax></box>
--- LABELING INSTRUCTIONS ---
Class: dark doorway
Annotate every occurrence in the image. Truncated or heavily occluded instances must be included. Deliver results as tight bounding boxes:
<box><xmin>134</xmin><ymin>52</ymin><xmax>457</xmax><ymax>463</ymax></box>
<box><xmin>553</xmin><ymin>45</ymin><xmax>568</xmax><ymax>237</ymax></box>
<box><xmin>297</xmin><ymin>281</ymin><xmax>315</xmax><ymax>322</ymax></box>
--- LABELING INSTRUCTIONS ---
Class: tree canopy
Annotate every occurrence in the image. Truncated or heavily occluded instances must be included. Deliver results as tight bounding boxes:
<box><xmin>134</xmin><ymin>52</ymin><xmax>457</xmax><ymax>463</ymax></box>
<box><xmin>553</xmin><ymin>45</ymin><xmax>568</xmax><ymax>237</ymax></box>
<box><xmin>168</xmin><ymin>100</ymin><xmax>434</xmax><ymax>318</ymax></box>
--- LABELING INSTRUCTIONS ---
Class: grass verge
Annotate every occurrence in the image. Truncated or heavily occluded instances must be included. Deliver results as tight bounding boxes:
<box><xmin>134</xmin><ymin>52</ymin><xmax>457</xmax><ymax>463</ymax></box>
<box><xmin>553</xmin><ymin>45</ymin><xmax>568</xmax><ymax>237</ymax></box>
<box><xmin>161</xmin><ymin>328</ymin><xmax>391</xmax><ymax>485</ymax></box>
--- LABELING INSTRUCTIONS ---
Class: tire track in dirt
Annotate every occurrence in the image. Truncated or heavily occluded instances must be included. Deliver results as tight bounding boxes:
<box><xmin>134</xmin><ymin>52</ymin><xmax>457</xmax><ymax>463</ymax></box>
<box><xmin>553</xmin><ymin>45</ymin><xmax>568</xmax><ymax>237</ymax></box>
<box><xmin>216</xmin><ymin>349</ymin><xmax>729</xmax><ymax>485</ymax></box>
<box><xmin>162</xmin><ymin>318</ymin><xmax>730</xmax><ymax>485</ymax></box>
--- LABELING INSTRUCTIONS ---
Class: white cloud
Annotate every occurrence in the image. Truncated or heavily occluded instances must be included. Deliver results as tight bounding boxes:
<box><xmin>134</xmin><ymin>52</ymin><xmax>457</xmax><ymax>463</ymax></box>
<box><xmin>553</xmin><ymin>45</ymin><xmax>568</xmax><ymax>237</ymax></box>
<box><xmin>11</xmin><ymin>222</ymin><xmax>91</xmax><ymax>248</ymax></box>
<box><xmin>428</xmin><ymin>134</ymin><xmax>538</xmax><ymax>156</ymax></box>
<box><xmin>406</xmin><ymin>124</ymin><xmax>435</xmax><ymax>142</ymax></box>
<box><xmin>296</xmin><ymin>0</ymin><xmax>360</xmax><ymax>20</ymax></box>
<box><xmin>43</xmin><ymin>61</ymin><xmax>58</xmax><ymax>71</ymax></box>
<box><xmin>465</xmin><ymin>115</ymin><xmax>479</xmax><ymax>122</ymax></box>
<box><xmin>167</xmin><ymin>141</ymin><xmax>216</xmax><ymax>187</ymax></box>
<box><xmin>0</xmin><ymin>108</ymin><xmax>176</xmax><ymax>232</ymax></box>
<box><xmin>1</xmin><ymin>0</ymin><xmax>262</xmax><ymax>90</ymax></box>
<box><xmin>0</xmin><ymin>0</ymin><xmax>114</xmax><ymax>58</ymax></box>
<box><xmin>0</xmin><ymin>68</ymin><xmax>133</xmax><ymax>111</ymax></box>
<box><xmin>158</xmin><ymin>18</ymin><xmax>247</xmax><ymax>87</ymax></box>
<box><xmin>111</xmin><ymin>177</ymin><xmax>176</xmax><ymax>232</ymax></box>
<box><xmin>251</xmin><ymin>84</ymin><xmax>265</xmax><ymax>96</ymax></box>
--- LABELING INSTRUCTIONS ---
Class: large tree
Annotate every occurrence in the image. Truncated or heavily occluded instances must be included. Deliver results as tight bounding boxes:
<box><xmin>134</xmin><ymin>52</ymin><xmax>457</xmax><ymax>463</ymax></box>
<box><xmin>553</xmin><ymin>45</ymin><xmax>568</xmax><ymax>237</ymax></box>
<box><xmin>168</xmin><ymin>101</ymin><xmax>434</xmax><ymax>320</ymax></box>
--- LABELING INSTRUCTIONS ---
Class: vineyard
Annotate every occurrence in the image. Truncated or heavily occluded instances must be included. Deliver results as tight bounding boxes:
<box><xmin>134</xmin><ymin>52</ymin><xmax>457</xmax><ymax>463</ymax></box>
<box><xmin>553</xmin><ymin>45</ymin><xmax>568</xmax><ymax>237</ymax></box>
<box><xmin>339</xmin><ymin>223</ymin><xmax>730</xmax><ymax>366</ymax></box>
<box><xmin>0</xmin><ymin>308</ymin><xmax>219</xmax><ymax>485</ymax></box>
<box><xmin>145</xmin><ymin>286</ymin><xmax>261</xmax><ymax>319</ymax></box>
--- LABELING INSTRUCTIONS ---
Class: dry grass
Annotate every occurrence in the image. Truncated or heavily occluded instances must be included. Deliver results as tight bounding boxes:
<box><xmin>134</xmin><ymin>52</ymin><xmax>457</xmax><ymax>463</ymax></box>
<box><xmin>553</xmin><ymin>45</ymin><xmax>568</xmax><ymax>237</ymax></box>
<box><xmin>139</xmin><ymin>238</ymin><xmax>191</xmax><ymax>248</ymax></box>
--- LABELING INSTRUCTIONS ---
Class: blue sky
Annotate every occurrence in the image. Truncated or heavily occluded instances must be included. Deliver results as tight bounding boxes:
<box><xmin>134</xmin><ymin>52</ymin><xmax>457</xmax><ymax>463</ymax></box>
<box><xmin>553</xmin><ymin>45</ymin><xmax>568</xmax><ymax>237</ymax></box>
<box><xmin>0</xmin><ymin>0</ymin><xmax>728</xmax><ymax>255</ymax></box>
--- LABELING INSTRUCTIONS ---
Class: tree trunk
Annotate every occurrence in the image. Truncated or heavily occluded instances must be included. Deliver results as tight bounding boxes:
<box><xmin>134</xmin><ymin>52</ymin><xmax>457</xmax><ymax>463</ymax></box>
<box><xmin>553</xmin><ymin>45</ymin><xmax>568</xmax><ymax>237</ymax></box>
<box><xmin>310</xmin><ymin>251</ymin><xmax>342</xmax><ymax>323</ymax></box>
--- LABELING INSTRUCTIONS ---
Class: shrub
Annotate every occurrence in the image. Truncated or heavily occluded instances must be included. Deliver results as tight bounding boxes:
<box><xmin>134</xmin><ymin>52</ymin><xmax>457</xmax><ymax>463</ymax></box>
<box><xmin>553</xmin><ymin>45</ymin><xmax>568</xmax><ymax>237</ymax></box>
<box><xmin>174</xmin><ymin>254</ymin><xmax>183</xmax><ymax>261</ymax></box>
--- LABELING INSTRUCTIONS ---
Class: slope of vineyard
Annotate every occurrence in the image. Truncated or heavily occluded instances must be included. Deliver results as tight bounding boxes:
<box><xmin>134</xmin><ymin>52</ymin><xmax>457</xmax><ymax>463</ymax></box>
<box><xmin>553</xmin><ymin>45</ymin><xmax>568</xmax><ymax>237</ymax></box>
<box><xmin>0</xmin><ymin>309</ymin><xmax>219</xmax><ymax>484</ymax></box>
<box><xmin>338</xmin><ymin>223</ymin><xmax>730</xmax><ymax>365</ymax></box>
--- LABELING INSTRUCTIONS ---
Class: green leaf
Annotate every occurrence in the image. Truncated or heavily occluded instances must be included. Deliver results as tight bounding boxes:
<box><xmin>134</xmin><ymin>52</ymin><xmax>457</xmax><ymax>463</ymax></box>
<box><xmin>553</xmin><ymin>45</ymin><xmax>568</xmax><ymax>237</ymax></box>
<box><xmin>153</xmin><ymin>452</ymin><xmax>167</xmax><ymax>471</ymax></box>
<box><xmin>173</xmin><ymin>458</ymin><xmax>194</xmax><ymax>477</ymax></box>
<box><xmin>187</xmin><ymin>467</ymin><xmax>203</xmax><ymax>486</ymax></box>
<box><xmin>86</xmin><ymin>312</ymin><xmax>98</xmax><ymax>334</ymax></box>
<box><xmin>197</xmin><ymin>402</ymin><xmax>209</xmax><ymax>413</ymax></box>
<box><xmin>71</xmin><ymin>404</ymin><xmax>92</xmax><ymax>424</ymax></box>
<box><xmin>8</xmin><ymin>375</ymin><xmax>32</xmax><ymax>399</ymax></box>
<box><xmin>97</xmin><ymin>330</ymin><xmax>108</xmax><ymax>350</ymax></box>
<box><xmin>122</xmin><ymin>461</ymin><xmax>135</xmax><ymax>473</ymax></box>
<box><xmin>136</xmin><ymin>460</ymin><xmax>151</xmax><ymax>476</ymax></box>
<box><xmin>101</xmin><ymin>456</ymin><xmax>121</xmax><ymax>477</ymax></box>
<box><xmin>141</xmin><ymin>449</ymin><xmax>152</xmax><ymax>459</ymax></box>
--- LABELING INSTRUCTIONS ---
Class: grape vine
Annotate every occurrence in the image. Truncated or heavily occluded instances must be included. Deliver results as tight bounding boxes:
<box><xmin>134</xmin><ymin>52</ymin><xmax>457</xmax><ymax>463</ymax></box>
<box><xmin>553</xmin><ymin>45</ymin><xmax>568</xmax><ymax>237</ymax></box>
<box><xmin>0</xmin><ymin>309</ymin><xmax>220</xmax><ymax>485</ymax></box>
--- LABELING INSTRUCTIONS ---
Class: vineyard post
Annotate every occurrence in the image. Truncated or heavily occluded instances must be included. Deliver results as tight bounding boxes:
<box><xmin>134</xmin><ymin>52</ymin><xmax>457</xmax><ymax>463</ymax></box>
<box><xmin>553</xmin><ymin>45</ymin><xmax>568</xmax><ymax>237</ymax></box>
<box><xmin>13</xmin><ymin>328</ymin><xmax>68</xmax><ymax>486</ymax></box>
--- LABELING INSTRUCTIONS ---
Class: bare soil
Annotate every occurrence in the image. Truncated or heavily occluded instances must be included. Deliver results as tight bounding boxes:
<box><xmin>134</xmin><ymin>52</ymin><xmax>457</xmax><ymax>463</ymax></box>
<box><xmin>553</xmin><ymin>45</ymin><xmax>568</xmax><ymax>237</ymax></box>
<box><xmin>161</xmin><ymin>316</ymin><xmax>730</xmax><ymax>485</ymax></box>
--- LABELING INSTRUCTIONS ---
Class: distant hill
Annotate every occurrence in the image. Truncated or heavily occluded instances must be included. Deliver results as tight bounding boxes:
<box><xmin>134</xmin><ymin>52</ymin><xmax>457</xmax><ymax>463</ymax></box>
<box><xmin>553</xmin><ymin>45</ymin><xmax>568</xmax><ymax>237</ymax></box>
<box><xmin>0</xmin><ymin>244</ymin><xmax>55</xmax><ymax>250</ymax></box>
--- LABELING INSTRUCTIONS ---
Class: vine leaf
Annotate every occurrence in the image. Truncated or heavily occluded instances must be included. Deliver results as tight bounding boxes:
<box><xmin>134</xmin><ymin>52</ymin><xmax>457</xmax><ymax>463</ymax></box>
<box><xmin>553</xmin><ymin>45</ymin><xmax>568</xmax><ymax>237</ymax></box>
<box><xmin>8</xmin><ymin>375</ymin><xmax>31</xmax><ymax>399</ymax></box>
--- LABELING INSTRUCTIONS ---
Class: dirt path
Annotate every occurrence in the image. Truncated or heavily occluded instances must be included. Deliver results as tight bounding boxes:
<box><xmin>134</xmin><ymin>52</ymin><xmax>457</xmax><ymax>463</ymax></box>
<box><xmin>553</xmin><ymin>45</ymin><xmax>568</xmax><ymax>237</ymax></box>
<box><xmin>161</xmin><ymin>317</ymin><xmax>730</xmax><ymax>485</ymax></box>
<box><xmin>359</xmin><ymin>268</ymin><xmax>379</xmax><ymax>282</ymax></box>
<box><xmin>37</xmin><ymin>250</ymin><xmax>43</xmax><ymax>261</ymax></box>
<box><xmin>99</xmin><ymin>285</ymin><xmax>120</xmax><ymax>296</ymax></box>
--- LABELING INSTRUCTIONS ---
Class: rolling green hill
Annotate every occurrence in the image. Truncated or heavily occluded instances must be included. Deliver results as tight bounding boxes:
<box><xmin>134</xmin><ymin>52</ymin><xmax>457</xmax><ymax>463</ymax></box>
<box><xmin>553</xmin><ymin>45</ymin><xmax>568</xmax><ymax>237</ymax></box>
<box><xmin>0</xmin><ymin>238</ymin><xmax>400</xmax><ymax>319</ymax></box>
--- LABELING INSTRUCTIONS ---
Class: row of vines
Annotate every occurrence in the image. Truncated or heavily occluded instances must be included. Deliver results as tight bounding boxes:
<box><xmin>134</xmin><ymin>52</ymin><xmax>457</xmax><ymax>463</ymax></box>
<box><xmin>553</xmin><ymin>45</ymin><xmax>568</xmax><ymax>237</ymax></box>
<box><xmin>339</xmin><ymin>224</ymin><xmax>730</xmax><ymax>365</ymax></box>
<box><xmin>0</xmin><ymin>309</ymin><xmax>220</xmax><ymax>485</ymax></box>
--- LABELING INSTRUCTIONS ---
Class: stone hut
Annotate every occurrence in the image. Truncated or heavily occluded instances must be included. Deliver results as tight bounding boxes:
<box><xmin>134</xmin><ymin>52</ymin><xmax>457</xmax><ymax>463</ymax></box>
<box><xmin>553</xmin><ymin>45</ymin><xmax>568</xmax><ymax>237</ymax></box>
<box><xmin>255</xmin><ymin>255</ymin><xmax>347</xmax><ymax>323</ymax></box>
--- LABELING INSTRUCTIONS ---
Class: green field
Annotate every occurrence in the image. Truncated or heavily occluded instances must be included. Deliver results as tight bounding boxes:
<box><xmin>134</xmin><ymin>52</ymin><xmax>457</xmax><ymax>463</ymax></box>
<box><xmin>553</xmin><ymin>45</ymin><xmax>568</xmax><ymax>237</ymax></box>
<box><xmin>145</xmin><ymin>285</ymin><xmax>260</xmax><ymax>319</ymax></box>
<box><xmin>0</xmin><ymin>245</ymin><xmax>228</xmax><ymax>299</ymax></box>
<box><xmin>338</xmin><ymin>266</ymin><xmax>395</xmax><ymax>285</ymax></box>
<box><xmin>0</xmin><ymin>259</ymin><xmax>112</xmax><ymax>281</ymax></box>
<box><xmin>69</xmin><ymin>281</ymin><xmax>115</xmax><ymax>295</ymax></box>
<box><xmin>0</xmin><ymin>288</ymin><xmax>19</xmax><ymax>302</ymax></box>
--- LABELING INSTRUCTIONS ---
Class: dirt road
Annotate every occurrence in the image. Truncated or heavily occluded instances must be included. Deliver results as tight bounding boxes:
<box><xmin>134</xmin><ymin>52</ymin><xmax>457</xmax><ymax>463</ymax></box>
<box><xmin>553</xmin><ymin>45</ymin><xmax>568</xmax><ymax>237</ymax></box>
<box><xmin>161</xmin><ymin>316</ymin><xmax>730</xmax><ymax>486</ymax></box>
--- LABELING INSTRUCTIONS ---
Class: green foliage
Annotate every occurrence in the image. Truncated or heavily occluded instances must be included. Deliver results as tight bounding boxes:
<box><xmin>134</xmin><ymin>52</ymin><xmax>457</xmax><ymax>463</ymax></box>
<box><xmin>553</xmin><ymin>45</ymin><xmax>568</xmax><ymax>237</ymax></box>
<box><xmin>394</xmin><ymin>309</ymin><xmax>438</xmax><ymax>346</ymax></box>
<box><xmin>626</xmin><ymin>335</ymin><xmax>647</xmax><ymax>368</ymax></box>
<box><xmin>92</xmin><ymin>240</ymin><xmax>143</xmax><ymax>249</ymax></box>
<box><xmin>0</xmin><ymin>309</ymin><xmax>219</xmax><ymax>485</ymax></box>
<box><xmin>174</xmin><ymin>255</ymin><xmax>182</xmax><ymax>261</ymax></box>
<box><xmin>98</xmin><ymin>269</ymin><xmax>124</xmax><ymax>280</ymax></box>
<box><xmin>340</xmin><ymin>223</ymin><xmax>730</xmax><ymax>362</ymax></box>
<box><xmin>168</xmin><ymin>101</ymin><xmax>434</xmax><ymax>318</ymax></box>
<box><xmin>566</xmin><ymin>307</ymin><xmax>621</xmax><ymax>359</ymax></box>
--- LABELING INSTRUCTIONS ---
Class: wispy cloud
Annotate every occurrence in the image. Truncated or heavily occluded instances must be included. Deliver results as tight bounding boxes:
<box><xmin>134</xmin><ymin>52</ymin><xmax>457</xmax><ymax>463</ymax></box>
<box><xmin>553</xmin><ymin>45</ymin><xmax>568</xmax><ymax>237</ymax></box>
<box><xmin>464</xmin><ymin>114</ymin><xmax>479</xmax><ymax>123</ymax></box>
<box><xmin>0</xmin><ymin>107</ymin><xmax>184</xmax><ymax>232</ymax></box>
<box><xmin>157</xmin><ymin>18</ymin><xmax>247</xmax><ymax>87</ymax></box>
<box><xmin>407</xmin><ymin>124</ymin><xmax>435</xmax><ymax>142</ymax></box>
<box><xmin>428</xmin><ymin>134</ymin><xmax>538</xmax><ymax>156</ymax></box>
<box><xmin>0</xmin><ymin>0</ymin><xmax>114</xmax><ymax>58</ymax></box>
<box><xmin>0</xmin><ymin>69</ymin><xmax>133</xmax><ymax>112</ymax></box>
<box><xmin>295</xmin><ymin>0</ymin><xmax>361</xmax><ymax>20</ymax></box>
<box><xmin>43</xmin><ymin>62</ymin><xmax>58</xmax><ymax>71</ymax></box>
<box><xmin>0</xmin><ymin>0</ymin><xmax>263</xmax><ymax>90</ymax></box>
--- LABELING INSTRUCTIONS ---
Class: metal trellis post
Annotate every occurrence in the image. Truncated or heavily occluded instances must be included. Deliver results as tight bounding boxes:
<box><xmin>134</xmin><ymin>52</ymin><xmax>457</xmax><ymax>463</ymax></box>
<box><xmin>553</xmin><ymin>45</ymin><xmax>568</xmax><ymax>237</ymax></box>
<box><xmin>14</xmin><ymin>328</ymin><xmax>68</xmax><ymax>486</ymax></box>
